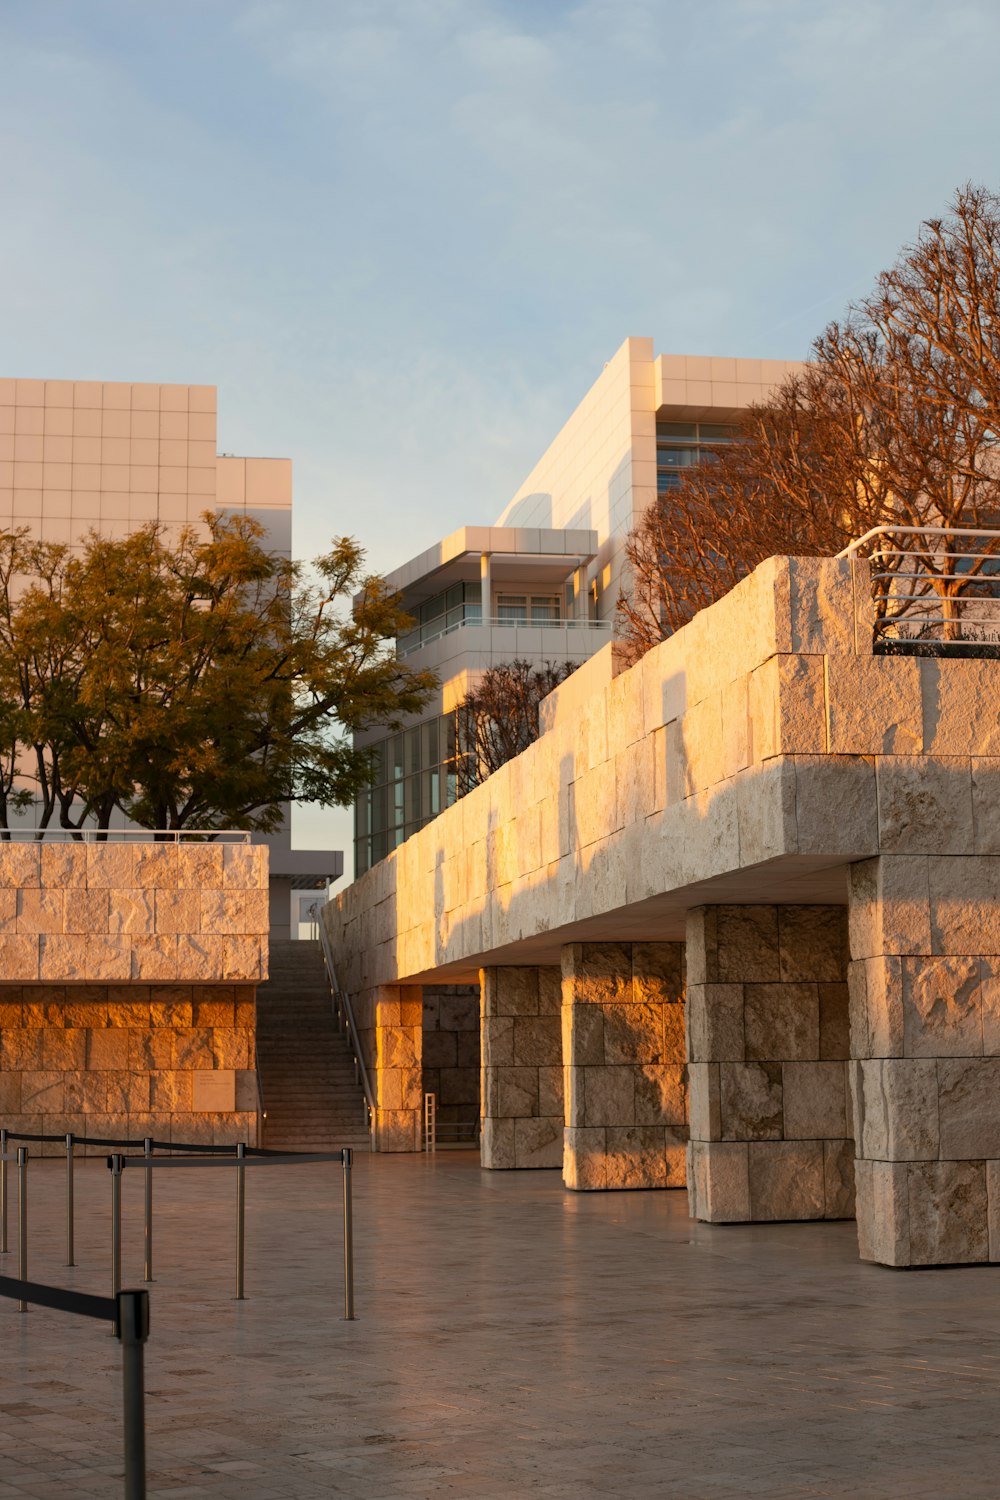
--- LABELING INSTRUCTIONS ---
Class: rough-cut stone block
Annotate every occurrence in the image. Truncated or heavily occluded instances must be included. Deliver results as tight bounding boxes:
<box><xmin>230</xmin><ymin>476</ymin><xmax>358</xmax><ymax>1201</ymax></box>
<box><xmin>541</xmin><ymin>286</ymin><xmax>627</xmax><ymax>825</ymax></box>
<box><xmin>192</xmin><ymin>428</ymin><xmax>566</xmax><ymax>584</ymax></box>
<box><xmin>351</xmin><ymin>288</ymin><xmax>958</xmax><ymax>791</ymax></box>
<box><xmin>605</xmin><ymin>1126</ymin><xmax>668</xmax><ymax>1188</ymax></box>
<box><xmin>793</xmin><ymin>756</ymin><xmax>878</xmax><ymax>858</ymax></box>
<box><xmin>937</xmin><ymin>1057</ymin><xmax>1000</xmax><ymax>1158</ymax></box>
<box><xmin>631</xmin><ymin>942</ymin><xmax>683</xmax><ymax>1002</ymax></box>
<box><xmin>824</xmin><ymin>1139</ymin><xmax>855</xmax><ymax>1218</ymax></box>
<box><xmin>107</xmin><ymin>989</ymin><xmax>150</xmax><ymax>1026</ymax></box>
<box><xmin>908</xmin><ymin>1160</ymin><xmax>988</xmax><ymax>1266</ymax></box>
<box><xmin>496</xmin><ymin>1066</ymin><xmax>538</xmax><ymax>1118</ymax></box>
<box><xmin>128</xmin><ymin>1029</ymin><xmax>175</xmax><ymax>1071</ymax></box>
<box><xmin>857</xmin><ymin>1058</ymin><xmax>939</xmax><ymax>1161</ymax></box>
<box><xmin>62</xmin><ymin>990</ymin><xmax>110</xmax><ymax>1028</ymax></box>
<box><xmin>21</xmin><ymin>1071</ymin><xmax>65</xmax><ymax>1113</ymax></box>
<box><xmin>0</xmin><ymin>890</ymin><xmax>17</xmax><ymax>933</ymax></box>
<box><xmin>378</xmin><ymin>1025</ymin><xmax>419</xmax><ymax>1069</ymax></box>
<box><xmin>40</xmin><ymin>935</ymin><xmax>127</xmax><ymax>982</ymax></box>
<box><xmin>482</xmin><ymin>1014</ymin><xmax>514</xmax><ymax>1069</ymax></box>
<box><xmin>64</xmin><ymin>890</ymin><xmax>111</xmax><ymax>935</ymax></box>
<box><xmin>687</xmin><ymin>1062</ymin><xmax>721</xmax><ymax>1141</ymax></box>
<box><xmin>782</xmin><ymin>1061</ymin><xmax>847</xmax><ymax>1140</ymax></box>
<box><xmin>714</xmin><ymin>906</ymin><xmax>780</xmax><ymax>983</ymax></box>
<box><xmin>988</xmin><ymin>1160</ymin><xmax>1000</xmax><ymax>1262</ymax></box>
<box><xmin>0</xmin><ymin>845</ymin><xmax>40</xmax><ymax>888</ymax></box>
<box><xmin>172</xmin><ymin>1028</ymin><xmax>216</xmax><ymax>1069</ymax></box>
<box><xmin>514</xmin><ymin>1115</ymin><xmax>562</xmax><ymax>1168</ymax></box>
<box><xmin>562</xmin><ymin>943</ymin><xmax>631</xmax><ymax>1002</ymax></box>
<box><xmin>856</xmin><ymin>1159</ymin><xmax>910</xmax><ymax>1265</ymax></box>
<box><xmin>0</xmin><ymin>1069</ymin><xmax>20</xmax><ymax>1110</ymax></box>
<box><xmin>818</xmin><ymin>982</ymin><xmax>851</xmax><ymax>1059</ymax></box>
<box><xmin>563</xmin><ymin>1126</ymin><xmax>608</xmax><ymax>1190</ymax></box>
<box><xmin>848</xmin><ymin>856</ymin><xmax>932</xmax><ymax>960</ymax></box>
<box><xmin>107</xmin><ymin>1072</ymin><xmax>151</xmax><ymax>1112</ymax></box>
<box><xmin>902</xmin><ymin>955</ymin><xmax>982</xmax><ymax>1057</ymax></box>
<box><xmin>481</xmin><ymin>1115</ymin><xmax>516</xmax><ymax>1168</ymax></box>
<box><xmin>748</xmin><ymin>1140</ymin><xmax>825</xmax><ymax>1220</ymax></box>
<box><xmin>686</xmin><ymin>983</ymin><xmax>745</xmax><ymax>1062</ymax></box>
<box><xmin>972</xmin><ymin>760</ymin><xmax>1000</xmax><ymax>855</ymax></box>
<box><xmin>133</xmin><ymin>843</ymin><xmax>178</xmax><ymax>889</ymax></box>
<box><xmin>174</xmin><ymin>934</ymin><xmax>227</xmax><ymax>982</ymax></box>
<box><xmin>64</xmin><ymin>1071</ymin><xmax>107</xmax><ymax>1112</ymax></box>
<box><xmin>744</xmin><ymin>983</ymin><xmax>819</xmax><ymax>1062</ymax></box>
<box><xmin>131</xmin><ymin>935</ymin><xmax>178</xmax><ymax>981</ymax></box>
<box><xmin>582</xmin><ymin>1065</ymin><xmax>635</xmax><ymax>1127</ymax></box>
<box><xmin>688</xmin><ymin>1140</ymin><xmax>750</xmax><ymax>1222</ymax></box>
<box><xmin>920</xmin><ymin>659</ymin><xmax>1000</xmax><ymax>757</ymax></box>
<box><xmin>982</xmin><ymin>958</ymin><xmax>1000</xmax><ymax>1054</ymax></box>
<box><xmin>86</xmin><ymin>845</ymin><xmax>135</xmax><ymax>890</ymax></box>
<box><xmin>877</xmin><ymin>757</ymin><xmax>974</xmax><ymax>856</ymax></box>
<box><xmin>778</xmin><ymin>906</ymin><xmax>847</xmax><ymax>983</ymax></box>
<box><xmin>179</xmin><ymin>845</ymin><xmax>224</xmax><ymax>888</ymax></box>
<box><xmin>720</xmin><ymin>1061</ymin><xmax>783</xmax><ymax>1140</ymax></box>
<box><xmin>149</xmin><ymin>987</ymin><xmax>194</xmax><ymax>1027</ymax></box>
<box><xmin>222</xmin><ymin>937</ymin><xmax>263</xmax><ymax>981</ymax></box>
<box><xmin>16</xmin><ymin>888</ymin><xmax>65</xmax><ymax>934</ymax></box>
<box><xmin>634</xmin><ymin>1064</ymin><xmax>686</xmax><ymax>1126</ymax></box>
<box><xmin>150</xmin><ymin>1070</ymin><xmax>192</xmax><ymax>1111</ymax></box>
<box><xmin>154</xmin><ymin>889</ymin><xmax>200</xmax><ymax>935</ymax></box>
<box><xmin>928</xmin><ymin>855</ymin><xmax>1000</xmax><ymax>955</ymax></box>
<box><xmin>86</xmin><ymin>1028</ymin><xmax>128</xmax><ymax>1070</ymax></box>
<box><xmin>826</xmin><ymin>653</ymin><xmax>921</xmax><ymax>756</ymax></box>
<box><xmin>601</xmin><ymin>1003</ymin><xmax>663</xmax><ymax>1064</ymax></box>
<box><xmin>39</xmin><ymin>1028</ymin><xmax>86</xmax><ymax>1070</ymax></box>
<box><xmin>511</xmin><ymin>1014</ymin><xmax>561</xmax><ymax>1066</ymax></box>
<box><xmin>563</xmin><ymin>1003</ymin><xmax>604</xmax><ymax>1068</ymax></box>
<box><xmin>222</xmin><ymin>843</ymin><xmax>267</xmax><ymax>889</ymax></box>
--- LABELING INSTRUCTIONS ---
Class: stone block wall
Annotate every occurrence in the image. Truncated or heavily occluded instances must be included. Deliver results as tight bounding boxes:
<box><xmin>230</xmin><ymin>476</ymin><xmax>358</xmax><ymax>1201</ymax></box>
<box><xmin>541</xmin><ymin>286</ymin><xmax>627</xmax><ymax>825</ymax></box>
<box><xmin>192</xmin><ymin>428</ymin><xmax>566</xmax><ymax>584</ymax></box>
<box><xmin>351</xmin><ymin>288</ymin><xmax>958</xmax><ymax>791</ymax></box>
<box><xmin>0</xmin><ymin>842</ymin><xmax>267</xmax><ymax>982</ymax></box>
<box><xmin>354</xmin><ymin>984</ymin><xmax>422</xmax><ymax>1152</ymax></box>
<box><xmin>480</xmin><ymin>966</ymin><xmax>563</xmax><ymax>1168</ymax></box>
<box><xmin>422</xmin><ymin>985</ymin><xmax>479</xmax><ymax>1136</ymax></box>
<box><xmin>0</xmin><ymin>983</ymin><xmax>257</xmax><ymax>1154</ymax></box>
<box><xmin>686</xmin><ymin>905</ymin><xmax>854</xmax><ymax>1223</ymax></box>
<box><xmin>849</xmin><ymin>853</ymin><xmax>1000</xmax><ymax>1266</ymax></box>
<box><xmin>562</xmin><ymin>941</ymin><xmax>687</xmax><ymax>1190</ymax></box>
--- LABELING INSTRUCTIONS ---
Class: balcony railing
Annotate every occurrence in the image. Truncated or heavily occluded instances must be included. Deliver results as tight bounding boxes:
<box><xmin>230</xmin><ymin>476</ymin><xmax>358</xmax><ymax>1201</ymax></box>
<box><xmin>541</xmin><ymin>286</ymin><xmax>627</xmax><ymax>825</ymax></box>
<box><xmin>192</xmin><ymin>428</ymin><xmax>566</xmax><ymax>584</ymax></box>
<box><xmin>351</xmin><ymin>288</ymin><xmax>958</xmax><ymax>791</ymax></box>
<box><xmin>838</xmin><ymin>526</ymin><xmax>1000</xmax><ymax>656</ymax></box>
<box><xmin>398</xmin><ymin>614</ymin><xmax>612</xmax><ymax>659</ymax></box>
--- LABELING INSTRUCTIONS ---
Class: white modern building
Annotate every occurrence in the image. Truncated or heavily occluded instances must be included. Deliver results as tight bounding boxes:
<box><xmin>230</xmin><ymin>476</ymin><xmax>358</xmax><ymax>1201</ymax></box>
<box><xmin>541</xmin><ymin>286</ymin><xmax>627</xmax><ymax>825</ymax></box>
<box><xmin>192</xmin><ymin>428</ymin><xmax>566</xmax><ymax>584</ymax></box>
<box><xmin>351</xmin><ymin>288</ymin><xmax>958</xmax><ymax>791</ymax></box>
<box><xmin>354</xmin><ymin>337</ymin><xmax>800</xmax><ymax>875</ymax></box>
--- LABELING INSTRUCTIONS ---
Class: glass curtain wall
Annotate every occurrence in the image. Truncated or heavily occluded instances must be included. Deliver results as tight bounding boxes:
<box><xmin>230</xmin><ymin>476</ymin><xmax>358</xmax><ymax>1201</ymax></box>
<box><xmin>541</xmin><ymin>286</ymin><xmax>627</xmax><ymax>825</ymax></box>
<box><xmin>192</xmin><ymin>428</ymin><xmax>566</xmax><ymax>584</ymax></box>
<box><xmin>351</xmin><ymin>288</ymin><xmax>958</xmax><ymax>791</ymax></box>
<box><xmin>655</xmin><ymin>421</ymin><xmax>740</xmax><ymax>492</ymax></box>
<box><xmin>354</xmin><ymin>712</ymin><xmax>458</xmax><ymax>875</ymax></box>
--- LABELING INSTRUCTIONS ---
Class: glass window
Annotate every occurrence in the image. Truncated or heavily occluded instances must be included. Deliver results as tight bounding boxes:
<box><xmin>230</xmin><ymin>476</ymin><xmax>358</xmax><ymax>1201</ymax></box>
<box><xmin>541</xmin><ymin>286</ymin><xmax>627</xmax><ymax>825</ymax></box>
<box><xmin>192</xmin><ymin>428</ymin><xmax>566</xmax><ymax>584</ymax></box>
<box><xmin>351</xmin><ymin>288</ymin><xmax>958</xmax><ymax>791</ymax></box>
<box><xmin>496</xmin><ymin>593</ymin><xmax>528</xmax><ymax>623</ymax></box>
<box><xmin>531</xmin><ymin>596</ymin><xmax>560</xmax><ymax>623</ymax></box>
<box><xmin>657</xmin><ymin>422</ymin><xmax>697</xmax><ymax>440</ymax></box>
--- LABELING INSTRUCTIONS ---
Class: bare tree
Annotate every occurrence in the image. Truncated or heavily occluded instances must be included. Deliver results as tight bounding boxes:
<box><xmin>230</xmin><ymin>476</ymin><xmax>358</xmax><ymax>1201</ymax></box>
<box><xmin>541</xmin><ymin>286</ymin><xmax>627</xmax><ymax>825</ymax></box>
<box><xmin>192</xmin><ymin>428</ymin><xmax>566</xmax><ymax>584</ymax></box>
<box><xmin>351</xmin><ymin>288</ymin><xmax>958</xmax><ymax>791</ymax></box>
<box><xmin>617</xmin><ymin>184</ymin><xmax>1000</xmax><ymax>662</ymax></box>
<box><xmin>453</xmin><ymin>659</ymin><xmax>576</xmax><ymax>795</ymax></box>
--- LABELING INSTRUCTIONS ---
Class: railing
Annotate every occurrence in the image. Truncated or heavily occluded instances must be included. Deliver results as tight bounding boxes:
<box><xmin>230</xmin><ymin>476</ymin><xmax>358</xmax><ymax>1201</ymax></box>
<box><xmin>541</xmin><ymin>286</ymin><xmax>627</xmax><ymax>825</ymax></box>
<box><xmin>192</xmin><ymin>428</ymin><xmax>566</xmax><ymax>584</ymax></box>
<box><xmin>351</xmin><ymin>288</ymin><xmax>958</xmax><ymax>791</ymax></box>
<box><xmin>398</xmin><ymin>614</ymin><xmax>612</xmax><ymax>658</ymax></box>
<box><xmin>0</xmin><ymin>827</ymin><xmax>252</xmax><ymax>843</ymax></box>
<box><xmin>314</xmin><ymin>912</ymin><xmax>377</xmax><ymax>1147</ymax></box>
<box><xmin>838</xmin><ymin>525</ymin><xmax>1000</xmax><ymax>655</ymax></box>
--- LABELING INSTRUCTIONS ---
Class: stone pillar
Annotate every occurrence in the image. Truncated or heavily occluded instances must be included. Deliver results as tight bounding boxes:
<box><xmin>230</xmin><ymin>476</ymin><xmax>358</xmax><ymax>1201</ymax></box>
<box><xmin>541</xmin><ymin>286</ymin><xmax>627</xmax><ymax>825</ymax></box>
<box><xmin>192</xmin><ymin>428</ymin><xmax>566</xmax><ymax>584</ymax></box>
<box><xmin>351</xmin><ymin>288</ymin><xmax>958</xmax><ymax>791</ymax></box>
<box><xmin>686</xmin><ymin>906</ymin><xmax>853</xmax><ymax>1224</ymax></box>
<box><xmin>422</xmin><ymin>984</ymin><xmax>480</xmax><ymax>1139</ymax></box>
<box><xmin>480</xmin><ymin>966</ymin><xmax>562</xmax><ymax>1168</ymax></box>
<box><xmin>849</xmin><ymin>854</ymin><xmax>1000</xmax><ymax>1267</ymax></box>
<box><xmin>561</xmin><ymin>942</ymin><xmax>687</xmax><ymax>1191</ymax></box>
<box><xmin>370</xmin><ymin>984</ymin><xmax>422</xmax><ymax>1152</ymax></box>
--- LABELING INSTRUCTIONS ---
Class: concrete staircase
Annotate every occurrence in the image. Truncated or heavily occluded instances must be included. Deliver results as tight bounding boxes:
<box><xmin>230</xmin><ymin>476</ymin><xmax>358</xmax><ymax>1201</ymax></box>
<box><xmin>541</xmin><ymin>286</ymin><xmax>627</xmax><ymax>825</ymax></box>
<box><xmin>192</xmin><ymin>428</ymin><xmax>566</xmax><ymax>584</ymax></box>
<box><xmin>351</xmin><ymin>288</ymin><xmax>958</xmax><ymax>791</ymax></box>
<box><xmin>255</xmin><ymin>940</ymin><xmax>371</xmax><ymax>1151</ymax></box>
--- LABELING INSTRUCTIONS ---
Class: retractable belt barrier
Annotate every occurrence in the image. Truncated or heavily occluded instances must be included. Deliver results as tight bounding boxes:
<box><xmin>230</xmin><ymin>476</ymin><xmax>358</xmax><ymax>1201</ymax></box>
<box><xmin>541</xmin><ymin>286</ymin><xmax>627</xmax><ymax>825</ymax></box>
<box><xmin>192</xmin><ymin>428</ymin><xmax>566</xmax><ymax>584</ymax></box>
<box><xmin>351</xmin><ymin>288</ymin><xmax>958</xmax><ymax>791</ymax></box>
<box><xmin>0</xmin><ymin>1273</ymin><xmax>149</xmax><ymax>1499</ymax></box>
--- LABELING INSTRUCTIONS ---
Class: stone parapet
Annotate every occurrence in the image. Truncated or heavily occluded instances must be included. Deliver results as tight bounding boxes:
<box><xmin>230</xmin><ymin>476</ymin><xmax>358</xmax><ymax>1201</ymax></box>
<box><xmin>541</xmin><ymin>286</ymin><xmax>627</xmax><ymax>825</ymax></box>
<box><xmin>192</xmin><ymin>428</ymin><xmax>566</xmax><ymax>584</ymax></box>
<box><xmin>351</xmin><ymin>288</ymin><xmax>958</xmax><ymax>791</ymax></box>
<box><xmin>480</xmin><ymin>966</ymin><xmax>562</xmax><ymax>1168</ymax></box>
<box><xmin>562</xmin><ymin>941</ymin><xmax>687</xmax><ymax>1190</ymax></box>
<box><xmin>0</xmin><ymin>841</ymin><xmax>268</xmax><ymax>984</ymax></box>
<box><xmin>686</xmin><ymin>905</ymin><xmax>854</xmax><ymax>1223</ymax></box>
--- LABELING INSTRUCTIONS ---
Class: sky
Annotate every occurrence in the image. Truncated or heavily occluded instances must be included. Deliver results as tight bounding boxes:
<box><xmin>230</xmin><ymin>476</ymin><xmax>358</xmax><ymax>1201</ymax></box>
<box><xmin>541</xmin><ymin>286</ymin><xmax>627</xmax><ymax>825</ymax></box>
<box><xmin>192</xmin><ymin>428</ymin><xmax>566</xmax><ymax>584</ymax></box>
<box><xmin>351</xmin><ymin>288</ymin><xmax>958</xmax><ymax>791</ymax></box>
<box><xmin>2</xmin><ymin>0</ymin><xmax>999</xmax><ymax>865</ymax></box>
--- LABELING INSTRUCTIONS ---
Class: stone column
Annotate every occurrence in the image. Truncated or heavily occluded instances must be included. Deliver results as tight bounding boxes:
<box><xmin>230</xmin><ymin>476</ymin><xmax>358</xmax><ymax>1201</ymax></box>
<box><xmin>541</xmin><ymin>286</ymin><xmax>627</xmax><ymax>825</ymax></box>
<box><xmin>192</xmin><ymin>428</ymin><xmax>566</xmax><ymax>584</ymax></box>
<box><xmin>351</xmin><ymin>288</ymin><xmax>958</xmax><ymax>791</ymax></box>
<box><xmin>561</xmin><ymin>942</ymin><xmax>687</xmax><ymax>1191</ymax></box>
<box><xmin>849</xmin><ymin>854</ymin><xmax>1000</xmax><ymax>1267</ymax></box>
<box><xmin>480</xmin><ymin>966</ymin><xmax>562</xmax><ymax>1168</ymax></box>
<box><xmin>686</xmin><ymin>905</ymin><xmax>854</xmax><ymax>1224</ymax></box>
<box><xmin>369</xmin><ymin>984</ymin><xmax>422</xmax><ymax>1152</ymax></box>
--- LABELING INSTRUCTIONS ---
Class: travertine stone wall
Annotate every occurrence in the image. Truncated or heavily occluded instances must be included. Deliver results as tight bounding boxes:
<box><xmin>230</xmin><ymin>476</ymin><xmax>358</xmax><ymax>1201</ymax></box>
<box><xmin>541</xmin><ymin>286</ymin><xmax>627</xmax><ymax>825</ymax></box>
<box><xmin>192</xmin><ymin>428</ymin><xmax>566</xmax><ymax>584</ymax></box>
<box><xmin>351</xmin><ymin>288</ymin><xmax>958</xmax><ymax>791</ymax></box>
<box><xmin>849</xmin><ymin>853</ymin><xmax>1000</xmax><ymax>1267</ymax></box>
<box><xmin>480</xmin><ymin>967</ymin><xmax>562</xmax><ymax>1168</ymax></box>
<box><xmin>562</xmin><ymin>942</ymin><xmax>687</xmax><ymax>1191</ymax></box>
<box><xmin>0</xmin><ymin>983</ymin><xmax>257</xmax><ymax>1154</ymax></box>
<box><xmin>422</xmin><ymin>985</ymin><xmax>479</xmax><ymax>1135</ymax></box>
<box><xmin>0</xmin><ymin>842</ymin><xmax>267</xmax><ymax>982</ymax></box>
<box><xmin>686</xmin><ymin>905</ymin><xmax>853</xmax><ymax>1223</ymax></box>
<box><xmin>355</xmin><ymin>984</ymin><xmax>422</xmax><ymax>1152</ymax></box>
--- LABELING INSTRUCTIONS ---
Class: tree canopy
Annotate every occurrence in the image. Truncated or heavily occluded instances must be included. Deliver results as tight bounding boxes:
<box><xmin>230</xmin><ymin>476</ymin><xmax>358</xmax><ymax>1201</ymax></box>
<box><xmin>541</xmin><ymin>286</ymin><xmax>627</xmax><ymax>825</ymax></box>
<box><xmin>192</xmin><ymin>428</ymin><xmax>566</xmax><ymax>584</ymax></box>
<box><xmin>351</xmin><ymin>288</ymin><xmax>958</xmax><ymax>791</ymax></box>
<box><xmin>0</xmin><ymin>515</ymin><xmax>434</xmax><ymax>834</ymax></box>
<box><xmin>617</xmin><ymin>183</ymin><xmax>1000</xmax><ymax>662</ymax></box>
<box><xmin>453</xmin><ymin>659</ymin><xmax>576</xmax><ymax>795</ymax></box>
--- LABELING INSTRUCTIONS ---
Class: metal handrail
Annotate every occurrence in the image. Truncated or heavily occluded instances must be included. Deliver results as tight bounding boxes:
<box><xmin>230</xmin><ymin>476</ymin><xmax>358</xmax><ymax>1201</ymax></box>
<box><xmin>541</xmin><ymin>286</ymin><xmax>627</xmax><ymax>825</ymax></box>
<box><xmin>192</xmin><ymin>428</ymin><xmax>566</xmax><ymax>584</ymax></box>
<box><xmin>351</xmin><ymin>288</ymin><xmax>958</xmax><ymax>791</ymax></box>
<box><xmin>314</xmin><ymin>914</ymin><xmax>376</xmax><ymax>1144</ymax></box>
<box><xmin>837</xmin><ymin>524</ymin><xmax>1000</xmax><ymax>557</ymax></box>
<box><xmin>398</xmin><ymin>614</ymin><xmax>611</xmax><ymax>658</ymax></box>
<box><xmin>837</xmin><ymin>525</ymin><xmax>1000</xmax><ymax>651</ymax></box>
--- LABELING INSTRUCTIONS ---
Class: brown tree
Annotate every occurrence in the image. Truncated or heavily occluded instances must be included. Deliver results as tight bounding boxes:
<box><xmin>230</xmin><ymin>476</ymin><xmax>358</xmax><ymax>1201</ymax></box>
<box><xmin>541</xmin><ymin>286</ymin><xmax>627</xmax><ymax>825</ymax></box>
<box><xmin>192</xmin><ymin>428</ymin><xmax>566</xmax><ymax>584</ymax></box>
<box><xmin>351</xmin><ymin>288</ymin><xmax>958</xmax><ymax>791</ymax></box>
<box><xmin>617</xmin><ymin>184</ymin><xmax>1000</xmax><ymax>663</ymax></box>
<box><xmin>453</xmin><ymin>659</ymin><xmax>576</xmax><ymax>794</ymax></box>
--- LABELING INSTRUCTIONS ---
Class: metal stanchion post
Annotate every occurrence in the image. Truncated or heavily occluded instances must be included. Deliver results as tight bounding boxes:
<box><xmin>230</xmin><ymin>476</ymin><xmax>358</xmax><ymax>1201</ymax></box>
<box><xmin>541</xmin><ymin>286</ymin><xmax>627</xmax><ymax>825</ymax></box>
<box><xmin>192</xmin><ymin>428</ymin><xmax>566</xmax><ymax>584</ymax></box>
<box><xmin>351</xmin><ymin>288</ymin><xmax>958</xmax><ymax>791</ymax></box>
<box><xmin>143</xmin><ymin>1139</ymin><xmax>153</xmax><ymax>1283</ymax></box>
<box><xmin>17</xmin><ymin>1146</ymin><xmax>27</xmax><ymax>1312</ymax></box>
<box><xmin>65</xmin><ymin>1133</ymin><xmax>75</xmax><ymax>1267</ymax></box>
<box><xmin>235</xmin><ymin>1142</ymin><xmax>245</xmax><ymax>1301</ymax></box>
<box><xmin>117</xmin><ymin>1288</ymin><xmax>149</xmax><ymax>1500</ymax></box>
<box><xmin>0</xmin><ymin>1126</ymin><xmax>7</xmax><ymax>1254</ymax></box>
<box><xmin>342</xmin><ymin>1147</ymin><xmax>355</xmax><ymax>1321</ymax></box>
<box><xmin>111</xmin><ymin>1153</ymin><xmax>123</xmax><ymax>1301</ymax></box>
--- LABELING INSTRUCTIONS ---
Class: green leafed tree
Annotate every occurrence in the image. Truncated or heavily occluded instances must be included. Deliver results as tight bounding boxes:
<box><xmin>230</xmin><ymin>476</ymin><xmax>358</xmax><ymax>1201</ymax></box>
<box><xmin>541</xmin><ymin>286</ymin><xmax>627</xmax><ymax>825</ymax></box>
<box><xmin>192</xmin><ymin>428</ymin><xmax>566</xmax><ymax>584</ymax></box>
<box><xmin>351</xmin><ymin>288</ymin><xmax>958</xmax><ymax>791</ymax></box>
<box><xmin>0</xmin><ymin>516</ymin><xmax>435</xmax><ymax>834</ymax></box>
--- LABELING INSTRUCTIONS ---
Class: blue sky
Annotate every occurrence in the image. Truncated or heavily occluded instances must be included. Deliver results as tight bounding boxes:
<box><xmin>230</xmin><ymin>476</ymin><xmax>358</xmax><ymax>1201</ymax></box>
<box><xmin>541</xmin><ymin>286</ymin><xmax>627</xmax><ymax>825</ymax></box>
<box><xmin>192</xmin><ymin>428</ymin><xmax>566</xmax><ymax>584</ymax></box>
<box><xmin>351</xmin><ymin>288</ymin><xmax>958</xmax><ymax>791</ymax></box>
<box><xmin>3</xmin><ymin>0</ymin><xmax>998</xmax><ymax>862</ymax></box>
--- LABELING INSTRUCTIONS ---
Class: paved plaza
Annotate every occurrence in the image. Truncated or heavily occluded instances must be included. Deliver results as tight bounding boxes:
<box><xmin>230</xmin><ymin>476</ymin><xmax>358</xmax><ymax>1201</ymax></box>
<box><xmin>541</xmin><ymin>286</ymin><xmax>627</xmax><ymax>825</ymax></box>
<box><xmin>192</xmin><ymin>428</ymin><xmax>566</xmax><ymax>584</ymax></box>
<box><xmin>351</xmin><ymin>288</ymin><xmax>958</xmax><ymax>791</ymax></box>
<box><xmin>2</xmin><ymin>1152</ymin><xmax>1000</xmax><ymax>1498</ymax></box>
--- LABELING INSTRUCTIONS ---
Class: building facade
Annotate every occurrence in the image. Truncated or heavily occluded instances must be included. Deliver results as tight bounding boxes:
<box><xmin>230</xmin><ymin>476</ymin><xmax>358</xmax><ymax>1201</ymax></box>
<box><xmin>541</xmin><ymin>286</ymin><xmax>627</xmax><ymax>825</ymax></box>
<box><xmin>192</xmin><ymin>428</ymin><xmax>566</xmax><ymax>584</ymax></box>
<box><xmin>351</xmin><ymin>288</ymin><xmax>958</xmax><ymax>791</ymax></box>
<box><xmin>354</xmin><ymin>338</ymin><xmax>801</xmax><ymax>875</ymax></box>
